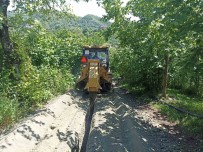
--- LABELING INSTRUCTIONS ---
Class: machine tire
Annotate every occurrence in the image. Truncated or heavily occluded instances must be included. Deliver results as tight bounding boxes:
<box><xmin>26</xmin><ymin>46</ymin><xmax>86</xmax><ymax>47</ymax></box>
<box><xmin>101</xmin><ymin>83</ymin><xmax>107</xmax><ymax>92</ymax></box>
<box><xmin>101</xmin><ymin>83</ymin><xmax>112</xmax><ymax>92</ymax></box>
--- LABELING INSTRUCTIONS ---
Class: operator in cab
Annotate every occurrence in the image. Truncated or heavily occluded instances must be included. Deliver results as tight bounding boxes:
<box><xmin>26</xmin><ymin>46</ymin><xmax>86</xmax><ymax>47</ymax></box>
<box><xmin>89</xmin><ymin>52</ymin><xmax>99</xmax><ymax>59</ymax></box>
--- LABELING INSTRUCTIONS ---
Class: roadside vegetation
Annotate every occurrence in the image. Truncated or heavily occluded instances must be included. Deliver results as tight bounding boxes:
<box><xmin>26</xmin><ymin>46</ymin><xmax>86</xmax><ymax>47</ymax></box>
<box><xmin>0</xmin><ymin>0</ymin><xmax>202</xmax><ymax>147</ymax></box>
<box><xmin>155</xmin><ymin>89</ymin><xmax>203</xmax><ymax>137</ymax></box>
<box><xmin>101</xmin><ymin>0</ymin><xmax>203</xmax><ymax>139</ymax></box>
<box><xmin>0</xmin><ymin>0</ymin><xmax>108</xmax><ymax>132</ymax></box>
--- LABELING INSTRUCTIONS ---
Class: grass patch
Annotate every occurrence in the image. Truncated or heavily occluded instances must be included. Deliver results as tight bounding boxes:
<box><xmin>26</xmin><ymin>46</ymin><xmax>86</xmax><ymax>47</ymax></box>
<box><xmin>0</xmin><ymin>97</ymin><xmax>19</xmax><ymax>132</ymax></box>
<box><xmin>167</xmin><ymin>89</ymin><xmax>203</xmax><ymax>116</ymax></box>
<box><xmin>154</xmin><ymin>89</ymin><xmax>203</xmax><ymax>137</ymax></box>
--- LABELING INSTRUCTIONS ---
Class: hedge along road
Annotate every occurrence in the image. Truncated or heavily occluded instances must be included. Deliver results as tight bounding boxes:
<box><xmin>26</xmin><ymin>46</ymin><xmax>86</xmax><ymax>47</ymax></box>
<box><xmin>0</xmin><ymin>88</ymin><xmax>191</xmax><ymax>152</ymax></box>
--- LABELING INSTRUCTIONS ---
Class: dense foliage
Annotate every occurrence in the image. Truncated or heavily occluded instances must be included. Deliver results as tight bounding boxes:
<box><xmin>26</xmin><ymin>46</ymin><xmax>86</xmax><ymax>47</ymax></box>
<box><xmin>23</xmin><ymin>13</ymin><xmax>111</xmax><ymax>32</ymax></box>
<box><xmin>0</xmin><ymin>0</ymin><xmax>109</xmax><ymax>131</ymax></box>
<box><xmin>1</xmin><ymin>0</ymin><xmax>202</xmax><ymax>139</ymax></box>
<box><xmin>102</xmin><ymin>0</ymin><xmax>203</xmax><ymax>97</ymax></box>
<box><xmin>101</xmin><ymin>0</ymin><xmax>203</xmax><ymax>137</ymax></box>
<box><xmin>0</xmin><ymin>20</ymin><xmax>80</xmax><ymax>130</ymax></box>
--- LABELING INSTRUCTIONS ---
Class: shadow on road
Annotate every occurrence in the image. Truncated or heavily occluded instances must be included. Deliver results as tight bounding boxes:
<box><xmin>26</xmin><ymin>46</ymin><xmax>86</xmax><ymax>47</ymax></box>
<box><xmin>0</xmin><ymin>88</ymin><xmax>184</xmax><ymax>152</ymax></box>
<box><xmin>67</xmin><ymin>89</ymin><xmax>89</xmax><ymax>112</ymax></box>
<box><xmin>85</xmin><ymin>88</ymin><xmax>183</xmax><ymax>152</ymax></box>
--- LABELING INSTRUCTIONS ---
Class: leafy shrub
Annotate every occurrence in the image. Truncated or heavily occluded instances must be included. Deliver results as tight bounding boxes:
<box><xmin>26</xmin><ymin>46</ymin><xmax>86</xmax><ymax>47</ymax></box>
<box><xmin>0</xmin><ymin>97</ymin><xmax>19</xmax><ymax>131</ymax></box>
<box><xmin>110</xmin><ymin>47</ymin><xmax>163</xmax><ymax>92</ymax></box>
<box><xmin>17</xmin><ymin>65</ymin><xmax>74</xmax><ymax>108</ymax></box>
<box><xmin>0</xmin><ymin>11</ymin><xmax>101</xmax><ymax>131</ymax></box>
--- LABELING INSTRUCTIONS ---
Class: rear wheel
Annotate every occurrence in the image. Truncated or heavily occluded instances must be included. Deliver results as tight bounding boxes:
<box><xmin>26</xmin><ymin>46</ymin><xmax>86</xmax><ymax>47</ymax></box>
<box><xmin>106</xmin><ymin>83</ymin><xmax>112</xmax><ymax>91</ymax></box>
<box><xmin>101</xmin><ymin>83</ymin><xmax>112</xmax><ymax>92</ymax></box>
<box><xmin>76</xmin><ymin>81</ymin><xmax>86</xmax><ymax>90</ymax></box>
<box><xmin>101</xmin><ymin>83</ymin><xmax>107</xmax><ymax>92</ymax></box>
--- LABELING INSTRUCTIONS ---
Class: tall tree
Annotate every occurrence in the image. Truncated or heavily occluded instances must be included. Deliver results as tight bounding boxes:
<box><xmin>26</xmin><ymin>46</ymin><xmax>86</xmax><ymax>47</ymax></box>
<box><xmin>0</xmin><ymin>0</ymin><xmax>13</xmax><ymax>62</ymax></box>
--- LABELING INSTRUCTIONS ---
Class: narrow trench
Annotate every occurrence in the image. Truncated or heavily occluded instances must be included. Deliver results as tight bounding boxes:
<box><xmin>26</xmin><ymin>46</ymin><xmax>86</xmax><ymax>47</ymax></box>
<box><xmin>80</xmin><ymin>102</ymin><xmax>95</xmax><ymax>152</ymax></box>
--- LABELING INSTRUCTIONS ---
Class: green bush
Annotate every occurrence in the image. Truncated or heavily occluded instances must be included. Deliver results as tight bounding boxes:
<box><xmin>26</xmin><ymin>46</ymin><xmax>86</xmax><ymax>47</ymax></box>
<box><xmin>0</xmin><ymin>97</ymin><xmax>19</xmax><ymax>131</ymax></box>
<box><xmin>17</xmin><ymin>66</ymin><xmax>74</xmax><ymax>108</ymax></box>
<box><xmin>0</xmin><ymin>12</ymin><xmax>96</xmax><ymax>131</ymax></box>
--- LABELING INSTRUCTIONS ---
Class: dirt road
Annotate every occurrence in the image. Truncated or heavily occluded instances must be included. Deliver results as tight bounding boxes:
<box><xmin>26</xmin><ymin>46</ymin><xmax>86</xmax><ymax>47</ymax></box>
<box><xmin>0</xmin><ymin>88</ymin><xmax>191</xmax><ymax>152</ymax></box>
<box><xmin>86</xmin><ymin>88</ymin><xmax>184</xmax><ymax>152</ymax></box>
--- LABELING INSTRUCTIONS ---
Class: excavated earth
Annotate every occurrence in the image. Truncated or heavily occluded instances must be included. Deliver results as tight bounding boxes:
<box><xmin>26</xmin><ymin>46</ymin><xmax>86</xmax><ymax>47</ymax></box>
<box><xmin>0</xmin><ymin>90</ymin><xmax>88</xmax><ymax>152</ymax></box>
<box><xmin>0</xmin><ymin>87</ymin><xmax>200</xmax><ymax>152</ymax></box>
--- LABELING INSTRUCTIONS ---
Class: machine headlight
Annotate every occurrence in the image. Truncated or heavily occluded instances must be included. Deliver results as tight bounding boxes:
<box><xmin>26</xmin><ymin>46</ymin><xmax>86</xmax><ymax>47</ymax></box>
<box><xmin>82</xmin><ymin>64</ymin><xmax>87</xmax><ymax>68</ymax></box>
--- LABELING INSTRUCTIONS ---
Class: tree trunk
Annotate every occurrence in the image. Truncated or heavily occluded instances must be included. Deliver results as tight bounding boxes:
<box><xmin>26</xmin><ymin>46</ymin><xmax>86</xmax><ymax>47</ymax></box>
<box><xmin>162</xmin><ymin>53</ymin><xmax>169</xmax><ymax>98</ymax></box>
<box><xmin>0</xmin><ymin>0</ymin><xmax>14</xmax><ymax>66</ymax></box>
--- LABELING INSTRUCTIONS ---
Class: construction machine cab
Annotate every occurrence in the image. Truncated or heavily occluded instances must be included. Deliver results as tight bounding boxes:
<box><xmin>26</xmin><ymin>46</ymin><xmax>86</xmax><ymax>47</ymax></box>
<box><xmin>82</xmin><ymin>46</ymin><xmax>109</xmax><ymax>69</ymax></box>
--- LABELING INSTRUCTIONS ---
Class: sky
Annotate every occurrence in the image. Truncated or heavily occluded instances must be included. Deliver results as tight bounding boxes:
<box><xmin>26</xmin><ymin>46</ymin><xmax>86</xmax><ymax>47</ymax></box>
<box><xmin>69</xmin><ymin>0</ymin><xmax>130</xmax><ymax>17</ymax></box>
<box><xmin>8</xmin><ymin>0</ymin><xmax>130</xmax><ymax>18</ymax></box>
<box><xmin>8</xmin><ymin>0</ymin><xmax>106</xmax><ymax>17</ymax></box>
<box><xmin>69</xmin><ymin>0</ymin><xmax>106</xmax><ymax>17</ymax></box>
<box><xmin>69</xmin><ymin>0</ymin><xmax>140</xmax><ymax>21</ymax></box>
